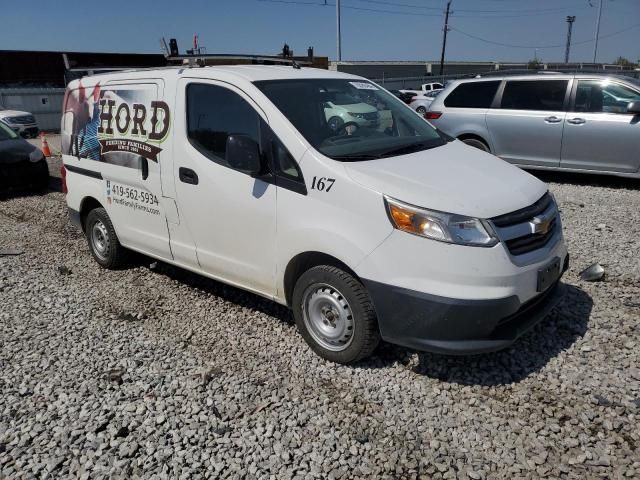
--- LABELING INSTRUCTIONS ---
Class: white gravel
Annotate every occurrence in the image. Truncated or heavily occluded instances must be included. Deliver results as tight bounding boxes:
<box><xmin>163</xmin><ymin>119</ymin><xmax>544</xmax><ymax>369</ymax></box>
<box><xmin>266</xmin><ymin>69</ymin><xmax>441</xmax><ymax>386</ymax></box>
<box><xmin>0</xmin><ymin>160</ymin><xmax>639</xmax><ymax>479</ymax></box>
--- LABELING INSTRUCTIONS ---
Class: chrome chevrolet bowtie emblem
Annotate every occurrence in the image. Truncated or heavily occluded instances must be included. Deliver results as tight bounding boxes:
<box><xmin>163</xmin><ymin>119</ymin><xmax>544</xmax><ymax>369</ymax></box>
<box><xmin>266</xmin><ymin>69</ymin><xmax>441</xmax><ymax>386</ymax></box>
<box><xmin>531</xmin><ymin>215</ymin><xmax>553</xmax><ymax>235</ymax></box>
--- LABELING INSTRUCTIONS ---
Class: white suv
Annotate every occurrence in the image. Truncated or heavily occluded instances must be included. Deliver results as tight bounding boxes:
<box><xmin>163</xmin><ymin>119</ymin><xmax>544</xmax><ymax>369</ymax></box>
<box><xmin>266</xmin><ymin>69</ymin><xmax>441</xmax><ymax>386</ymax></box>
<box><xmin>323</xmin><ymin>93</ymin><xmax>379</xmax><ymax>131</ymax></box>
<box><xmin>0</xmin><ymin>109</ymin><xmax>40</xmax><ymax>138</ymax></box>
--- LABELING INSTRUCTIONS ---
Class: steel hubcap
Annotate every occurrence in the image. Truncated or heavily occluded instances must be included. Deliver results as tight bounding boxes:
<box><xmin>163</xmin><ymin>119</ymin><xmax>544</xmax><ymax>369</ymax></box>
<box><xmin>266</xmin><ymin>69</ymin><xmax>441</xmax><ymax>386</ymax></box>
<box><xmin>302</xmin><ymin>283</ymin><xmax>354</xmax><ymax>351</ymax></box>
<box><xmin>91</xmin><ymin>220</ymin><xmax>109</xmax><ymax>260</ymax></box>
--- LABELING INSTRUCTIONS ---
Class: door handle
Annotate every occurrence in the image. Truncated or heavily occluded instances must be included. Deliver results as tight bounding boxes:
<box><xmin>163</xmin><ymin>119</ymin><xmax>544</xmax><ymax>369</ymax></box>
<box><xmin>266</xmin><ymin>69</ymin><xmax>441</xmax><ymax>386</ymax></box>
<box><xmin>544</xmin><ymin>116</ymin><xmax>562</xmax><ymax>123</ymax></box>
<box><xmin>567</xmin><ymin>117</ymin><xmax>586</xmax><ymax>125</ymax></box>
<box><xmin>179</xmin><ymin>167</ymin><xmax>199</xmax><ymax>185</ymax></box>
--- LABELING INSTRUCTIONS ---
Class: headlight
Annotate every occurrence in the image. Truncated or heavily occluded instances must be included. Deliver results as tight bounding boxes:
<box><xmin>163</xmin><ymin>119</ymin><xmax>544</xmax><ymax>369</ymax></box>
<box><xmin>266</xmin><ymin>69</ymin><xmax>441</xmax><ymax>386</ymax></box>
<box><xmin>384</xmin><ymin>196</ymin><xmax>498</xmax><ymax>247</ymax></box>
<box><xmin>29</xmin><ymin>149</ymin><xmax>44</xmax><ymax>162</ymax></box>
<box><xmin>347</xmin><ymin>112</ymin><xmax>365</xmax><ymax>119</ymax></box>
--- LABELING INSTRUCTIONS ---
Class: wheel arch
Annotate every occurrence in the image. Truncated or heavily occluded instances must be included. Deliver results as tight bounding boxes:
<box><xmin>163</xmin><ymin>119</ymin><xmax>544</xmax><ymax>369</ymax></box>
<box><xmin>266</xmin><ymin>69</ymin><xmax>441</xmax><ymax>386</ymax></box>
<box><xmin>457</xmin><ymin>133</ymin><xmax>491</xmax><ymax>152</ymax></box>
<box><xmin>283</xmin><ymin>251</ymin><xmax>360</xmax><ymax>307</ymax></box>
<box><xmin>79</xmin><ymin>196</ymin><xmax>104</xmax><ymax>232</ymax></box>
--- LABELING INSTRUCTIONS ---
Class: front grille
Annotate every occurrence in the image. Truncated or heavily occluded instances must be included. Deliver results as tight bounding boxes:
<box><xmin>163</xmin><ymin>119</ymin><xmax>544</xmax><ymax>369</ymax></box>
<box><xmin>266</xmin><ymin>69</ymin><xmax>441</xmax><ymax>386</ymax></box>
<box><xmin>363</xmin><ymin>112</ymin><xmax>379</xmax><ymax>121</ymax></box>
<box><xmin>9</xmin><ymin>115</ymin><xmax>35</xmax><ymax>125</ymax></box>
<box><xmin>490</xmin><ymin>192</ymin><xmax>559</xmax><ymax>256</ymax></box>
<box><xmin>491</xmin><ymin>192</ymin><xmax>553</xmax><ymax>227</ymax></box>
<box><xmin>505</xmin><ymin>218</ymin><xmax>558</xmax><ymax>256</ymax></box>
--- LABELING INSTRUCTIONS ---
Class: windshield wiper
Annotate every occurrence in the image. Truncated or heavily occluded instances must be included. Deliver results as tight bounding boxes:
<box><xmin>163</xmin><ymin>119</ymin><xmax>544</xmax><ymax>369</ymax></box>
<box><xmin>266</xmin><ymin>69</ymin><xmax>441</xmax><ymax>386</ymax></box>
<box><xmin>376</xmin><ymin>142</ymin><xmax>434</xmax><ymax>158</ymax></box>
<box><xmin>330</xmin><ymin>153</ymin><xmax>380</xmax><ymax>161</ymax></box>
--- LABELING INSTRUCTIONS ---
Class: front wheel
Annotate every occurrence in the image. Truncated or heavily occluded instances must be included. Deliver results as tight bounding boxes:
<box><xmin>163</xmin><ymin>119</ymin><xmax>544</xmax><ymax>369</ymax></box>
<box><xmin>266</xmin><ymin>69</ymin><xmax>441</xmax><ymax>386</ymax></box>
<box><xmin>416</xmin><ymin>106</ymin><xmax>427</xmax><ymax>115</ymax></box>
<box><xmin>84</xmin><ymin>208</ymin><xmax>128</xmax><ymax>269</ymax></box>
<box><xmin>292</xmin><ymin>265</ymin><xmax>380</xmax><ymax>364</ymax></box>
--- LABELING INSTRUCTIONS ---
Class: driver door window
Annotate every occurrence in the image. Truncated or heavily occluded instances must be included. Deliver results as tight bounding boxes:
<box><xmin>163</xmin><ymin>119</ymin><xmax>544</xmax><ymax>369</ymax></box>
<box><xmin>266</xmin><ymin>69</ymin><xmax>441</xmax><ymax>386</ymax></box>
<box><xmin>186</xmin><ymin>83</ymin><xmax>260</xmax><ymax>169</ymax></box>
<box><xmin>574</xmin><ymin>80</ymin><xmax>640</xmax><ymax>114</ymax></box>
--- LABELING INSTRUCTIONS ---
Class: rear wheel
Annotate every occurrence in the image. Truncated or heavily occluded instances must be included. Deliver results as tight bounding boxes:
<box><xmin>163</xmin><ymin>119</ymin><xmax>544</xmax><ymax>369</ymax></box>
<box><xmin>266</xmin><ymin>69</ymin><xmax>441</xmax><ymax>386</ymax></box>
<box><xmin>461</xmin><ymin>137</ymin><xmax>490</xmax><ymax>152</ymax></box>
<box><xmin>84</xmin><ymin>208</ymin><xmax>127</xmax><ymax>269</ymax></box>
<box><xmin>416</xmin><ymin>106</ymin><xmax>427</xmax><ymax>115</ymax></box>
<box><xmin>292</xmin><ymin>265</ymin><xmax>380</xmax><ymax>364</ymax></box>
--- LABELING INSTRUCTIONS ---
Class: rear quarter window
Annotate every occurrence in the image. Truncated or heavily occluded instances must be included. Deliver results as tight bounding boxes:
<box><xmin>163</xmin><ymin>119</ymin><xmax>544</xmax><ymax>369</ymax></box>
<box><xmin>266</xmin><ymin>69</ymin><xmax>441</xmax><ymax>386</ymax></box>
<box><xmin>444</xmin><ymin>81</ymin><xmax>501</xmax><ymax>108</ymax></box>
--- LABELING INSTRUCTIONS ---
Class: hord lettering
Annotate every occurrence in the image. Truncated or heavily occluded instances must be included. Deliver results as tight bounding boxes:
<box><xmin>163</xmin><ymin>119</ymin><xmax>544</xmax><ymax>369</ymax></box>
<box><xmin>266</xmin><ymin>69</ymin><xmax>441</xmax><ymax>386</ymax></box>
<box><xmin>98</xmin><ymin>98</ymin><xmax>170</xmax><ymax>141</ymax></box>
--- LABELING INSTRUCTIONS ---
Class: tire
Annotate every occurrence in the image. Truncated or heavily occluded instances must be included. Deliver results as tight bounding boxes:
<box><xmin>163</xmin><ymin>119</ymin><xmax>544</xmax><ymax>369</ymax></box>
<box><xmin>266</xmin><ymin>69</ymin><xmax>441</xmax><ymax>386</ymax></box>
<box><xmin>461</xmin><ymin>137</ymin><xmax>490</xmax><ymax>152</ymax></box>
<box><xmin>416</xmin><ymin>106</ymin><xmax>427</xmax><ymax>115</ymax></box>
<box><xmin>327</xmin><ymin>116</ymin><xmax>344</xmax><ymax>132</ymax></box>
<box><xmin>292</xmin><ymin>265</ymin><xmax>380</xmax><ymax>364</ymax></box>
<box><xmin>84</xmin><ymin>208</ymin><xmax>128</xmax><ymax>269</ymax></box>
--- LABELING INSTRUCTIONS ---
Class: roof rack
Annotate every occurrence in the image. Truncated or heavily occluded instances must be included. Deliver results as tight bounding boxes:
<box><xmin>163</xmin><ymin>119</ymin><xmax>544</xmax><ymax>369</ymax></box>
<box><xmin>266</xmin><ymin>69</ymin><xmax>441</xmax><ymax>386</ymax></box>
<box><xmin>166</xmin><ymin>53</ymin><xmax>313</xmax><ymax>67</ymax></box>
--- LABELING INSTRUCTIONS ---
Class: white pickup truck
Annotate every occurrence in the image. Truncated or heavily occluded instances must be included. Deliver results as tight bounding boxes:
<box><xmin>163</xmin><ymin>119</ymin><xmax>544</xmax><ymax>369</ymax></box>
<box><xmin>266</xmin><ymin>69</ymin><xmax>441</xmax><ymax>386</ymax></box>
<box><xmin>399</xmin><ymin>82</ymin><xmax>444</xmax><ymax>96</ymax></box>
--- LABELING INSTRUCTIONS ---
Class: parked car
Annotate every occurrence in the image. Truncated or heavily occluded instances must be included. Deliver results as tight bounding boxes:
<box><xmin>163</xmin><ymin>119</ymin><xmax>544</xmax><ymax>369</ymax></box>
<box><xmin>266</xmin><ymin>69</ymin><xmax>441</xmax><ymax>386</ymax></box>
<box><xmin>400</xmin><ymin>82</ymin><xmax>444</xmax><ymax>97</ymax></box>
<box><xmin>0</xmin><ymin>109</ymin><xmax>40</xmax><ymax>138</ymax></box>
<box><xmin>62</xmin><ymin>66</ymin><xmax>567</xmax><ymax>364</ymax></box>
<box><xmin>427</xmin><ymin>74</ymin><xmax>640</xmax><ymax>177</ymax></box>
<box><xmin>389</xmin><ymin>89</ymin><xmax>417</xmax><ymax>105</ymax></box>
<box><xmin>323</xmin><ymin>93</ymin><xmax>379</xmax><ymax>131</ymax></box>
<box><xmin>409</xmin><ymin>89</ymin><xmax>443</xmax><ymax>115</ymax></box>
<box><xmin>0</xmin><ymin>121</ymin><xmax>49</xmax><ymax>194</ymax></box>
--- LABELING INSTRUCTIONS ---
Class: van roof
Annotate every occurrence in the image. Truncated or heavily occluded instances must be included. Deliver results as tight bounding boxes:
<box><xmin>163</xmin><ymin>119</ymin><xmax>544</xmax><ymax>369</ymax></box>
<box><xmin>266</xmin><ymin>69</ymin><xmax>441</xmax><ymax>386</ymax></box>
<box><xmin>68</xmin><ymin>65</ymin><xmax>363</xmax><ymax>87</ymax></box>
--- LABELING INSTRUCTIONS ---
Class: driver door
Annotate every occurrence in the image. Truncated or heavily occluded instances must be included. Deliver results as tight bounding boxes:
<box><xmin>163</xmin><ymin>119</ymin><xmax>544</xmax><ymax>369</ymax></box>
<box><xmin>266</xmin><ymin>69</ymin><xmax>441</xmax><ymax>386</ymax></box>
<box><xmin>173</xmin><ymin>79</ymin><xmax>277</xmax><ymax>297</ymax></box>
<box><xmin>560</xmin><ymin>79</ymin><xmax>640</xmax><ymax>173</ymax></box>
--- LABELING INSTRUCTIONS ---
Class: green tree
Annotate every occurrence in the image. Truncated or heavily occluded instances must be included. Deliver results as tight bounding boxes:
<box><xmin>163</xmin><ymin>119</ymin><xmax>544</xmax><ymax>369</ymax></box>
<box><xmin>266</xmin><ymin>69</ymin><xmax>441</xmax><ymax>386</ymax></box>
<box><xmin>613</xmin><ymin>56</ymin><xmax>634</xmax><ymax>67</ymax></box>
<box><xmin>527</xmin><ymin>57</ymin><xmax>543</xmax><ymax>70</ymax></box>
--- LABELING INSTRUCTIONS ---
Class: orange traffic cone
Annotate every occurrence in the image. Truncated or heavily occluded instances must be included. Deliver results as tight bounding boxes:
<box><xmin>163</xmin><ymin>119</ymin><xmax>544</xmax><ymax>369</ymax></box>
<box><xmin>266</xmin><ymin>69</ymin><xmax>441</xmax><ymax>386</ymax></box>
<box><xmin>40</xmin><ymin>133</ymin><xmax>52</xmax><ymax>157</ymax></box>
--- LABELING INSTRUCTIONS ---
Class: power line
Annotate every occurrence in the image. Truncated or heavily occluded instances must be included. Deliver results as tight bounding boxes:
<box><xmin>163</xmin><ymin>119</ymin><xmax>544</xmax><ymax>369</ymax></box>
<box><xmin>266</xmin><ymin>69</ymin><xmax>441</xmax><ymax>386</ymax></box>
<box><xmin>256</xmin><ymin>0</ymin><xmax>441</xmax><ymax>16</ymax></box>
<box><xmin>257</xmin><ymin>0</ymin><xmax>592</xmax><ymax>18</ymax></box>
<box><xmin>450</xmin><ymin>23</ymin><xmax>640</xmax><ymax>50</ymax></box>
<box><xmin>353</xmin><ymin>0</ymin><xmax>586</xmax><ymax>14</ymax></box>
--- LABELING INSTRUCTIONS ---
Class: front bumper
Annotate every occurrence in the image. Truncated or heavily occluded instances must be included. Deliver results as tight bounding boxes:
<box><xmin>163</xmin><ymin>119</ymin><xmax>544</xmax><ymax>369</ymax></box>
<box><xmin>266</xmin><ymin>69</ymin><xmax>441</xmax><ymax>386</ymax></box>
<box><xmin>2</xmin><ymin>121</ymin><xmax>39</xmax><ymax>138</ymax></box>
<box><xmin>19</xmin><ymin>126</ymin><xmax>40</xmax><ymax>138</ymax></box>
<box><xmin>364</xmin><ymin>275</ymin><xmax>566</xmax><ymax>355</ymax></box>
<box><xmin>356</xmin><ymin>225</ymin><xmax>569</xmax><ymax>355</ymax></box>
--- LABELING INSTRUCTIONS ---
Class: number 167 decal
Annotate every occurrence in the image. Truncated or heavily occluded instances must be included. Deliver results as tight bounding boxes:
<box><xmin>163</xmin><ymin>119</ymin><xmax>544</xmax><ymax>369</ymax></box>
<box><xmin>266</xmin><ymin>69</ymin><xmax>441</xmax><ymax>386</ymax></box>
<box><xmin>311</xmin><ymin>176</ymin><xmax>336</xmax><ymax>192</ymax></box>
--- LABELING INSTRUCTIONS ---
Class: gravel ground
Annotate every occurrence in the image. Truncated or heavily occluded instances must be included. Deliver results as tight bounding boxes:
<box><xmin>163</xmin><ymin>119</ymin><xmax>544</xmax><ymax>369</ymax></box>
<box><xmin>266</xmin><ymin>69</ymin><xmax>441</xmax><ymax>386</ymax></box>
<box><xmin>1</xmin><ymin>158</ymin><xmax>639</xmax><ymax>479</ymax></box>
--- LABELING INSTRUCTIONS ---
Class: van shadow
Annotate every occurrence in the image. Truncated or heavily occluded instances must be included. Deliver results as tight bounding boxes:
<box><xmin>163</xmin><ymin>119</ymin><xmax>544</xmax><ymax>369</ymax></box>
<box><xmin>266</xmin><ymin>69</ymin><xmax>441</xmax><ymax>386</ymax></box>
<box><xmin>529</xmin><ymin>170</ymin><xmax>640</xmax><ymax>190</ymax></box>
<box><xmin>145</xmin><ymin>260</ymin><xmax>592</xmax><ymax>386</ymax></box>
<box><xmin>361</xmin><ymin>284</ymin><xmax>593</xmax><ymax>386</ymax></box>
<box><xmin>147</xmin><ymin>261</ymin><xmax>293</xmax><ymax>323</ymax></box>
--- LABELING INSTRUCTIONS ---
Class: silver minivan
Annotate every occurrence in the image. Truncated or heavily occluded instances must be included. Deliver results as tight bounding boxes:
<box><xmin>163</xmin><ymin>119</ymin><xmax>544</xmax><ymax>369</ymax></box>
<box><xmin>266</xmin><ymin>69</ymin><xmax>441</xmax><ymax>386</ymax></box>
<box><xmin>427</xmin><ymin>74</ymin><xmax>640</xmax><ymax>177</ymax></box>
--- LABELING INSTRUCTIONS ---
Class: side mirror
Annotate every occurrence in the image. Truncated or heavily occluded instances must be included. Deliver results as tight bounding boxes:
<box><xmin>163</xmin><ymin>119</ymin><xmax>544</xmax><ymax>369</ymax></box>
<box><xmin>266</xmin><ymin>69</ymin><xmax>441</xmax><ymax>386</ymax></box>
<box><xmin>226</xmin><ymin>134</ymin><xmax>262</xmax><ymax>176</ymax></box>
<box><xmin>627</xmin><ymin>101</ymin><xmax>640</xmax><ymax>114</ymax></box>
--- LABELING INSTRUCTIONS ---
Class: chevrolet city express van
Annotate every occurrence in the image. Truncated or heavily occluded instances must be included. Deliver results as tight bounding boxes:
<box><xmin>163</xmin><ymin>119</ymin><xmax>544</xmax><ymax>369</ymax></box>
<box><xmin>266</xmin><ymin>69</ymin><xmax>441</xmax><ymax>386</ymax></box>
<box><xmin>61</xmin><ymin>66</ymin><xmax>568</xmax><ymax>364</ymax></box>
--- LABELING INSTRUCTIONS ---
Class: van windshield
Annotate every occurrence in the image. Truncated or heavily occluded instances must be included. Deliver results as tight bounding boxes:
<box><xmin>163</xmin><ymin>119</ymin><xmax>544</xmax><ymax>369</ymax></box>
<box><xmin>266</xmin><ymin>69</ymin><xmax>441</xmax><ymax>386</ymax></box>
<box><xmin>254</xmin><ymin>79</ymin><xmax>447</xmax><ymax>161</ymax></box>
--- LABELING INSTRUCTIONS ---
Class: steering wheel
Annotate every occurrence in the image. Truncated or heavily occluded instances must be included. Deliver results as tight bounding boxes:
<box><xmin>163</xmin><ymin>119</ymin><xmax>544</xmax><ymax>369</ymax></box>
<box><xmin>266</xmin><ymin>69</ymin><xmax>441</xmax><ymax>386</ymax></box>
<box><xmin>324</xmin><ymin>120</ymin><xmax>359</xmax><ymax>141</ymax></box>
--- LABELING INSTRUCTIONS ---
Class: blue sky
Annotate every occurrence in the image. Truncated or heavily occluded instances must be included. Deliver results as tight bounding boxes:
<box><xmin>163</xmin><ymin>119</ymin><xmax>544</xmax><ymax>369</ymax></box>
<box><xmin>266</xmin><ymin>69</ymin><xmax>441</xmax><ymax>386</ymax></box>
<box><xmin>2</xmin><ymin>0</ymin><xmax>639</xmax><ymax>63</ymax></box>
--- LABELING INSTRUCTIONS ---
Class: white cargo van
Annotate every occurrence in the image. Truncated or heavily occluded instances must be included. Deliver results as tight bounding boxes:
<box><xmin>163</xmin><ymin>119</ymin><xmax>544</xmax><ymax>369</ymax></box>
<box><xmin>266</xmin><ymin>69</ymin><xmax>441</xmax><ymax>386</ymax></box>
<box><xmin>61</xmin><ymin>66</ymin><xmax>568</xmax><ymax>363</ymax></box>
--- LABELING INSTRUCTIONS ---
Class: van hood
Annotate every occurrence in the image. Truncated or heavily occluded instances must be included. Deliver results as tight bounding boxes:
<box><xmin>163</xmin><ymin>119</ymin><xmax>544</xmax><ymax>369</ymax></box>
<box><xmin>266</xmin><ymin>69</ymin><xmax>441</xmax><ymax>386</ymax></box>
<box><xmin>344</xmin><ymin>140</ymin><xmax>547</xmax><ymax>219</ymax></box>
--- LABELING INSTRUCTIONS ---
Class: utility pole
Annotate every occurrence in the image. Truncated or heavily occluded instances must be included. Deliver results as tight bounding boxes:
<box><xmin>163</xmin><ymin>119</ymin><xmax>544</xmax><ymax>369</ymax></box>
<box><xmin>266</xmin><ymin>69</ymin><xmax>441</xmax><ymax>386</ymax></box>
<box><xmin>592</xmin><ymin>0</ymin><xmax>603</xmax><ymax>63</ymax></box>
<box><xmin>439</xmin><ymin>0</ymin><xmax>452</xmax><ymax>81</ymax></box>
<box><xmin>565</xmin><ymin>16</ymin><xmax>576</xmax><ymax>63</ymax></box>
<box><xmin>336</xmin><ymin>0</ymin><xmax>342</xmax><ymax>62</ymax></box>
